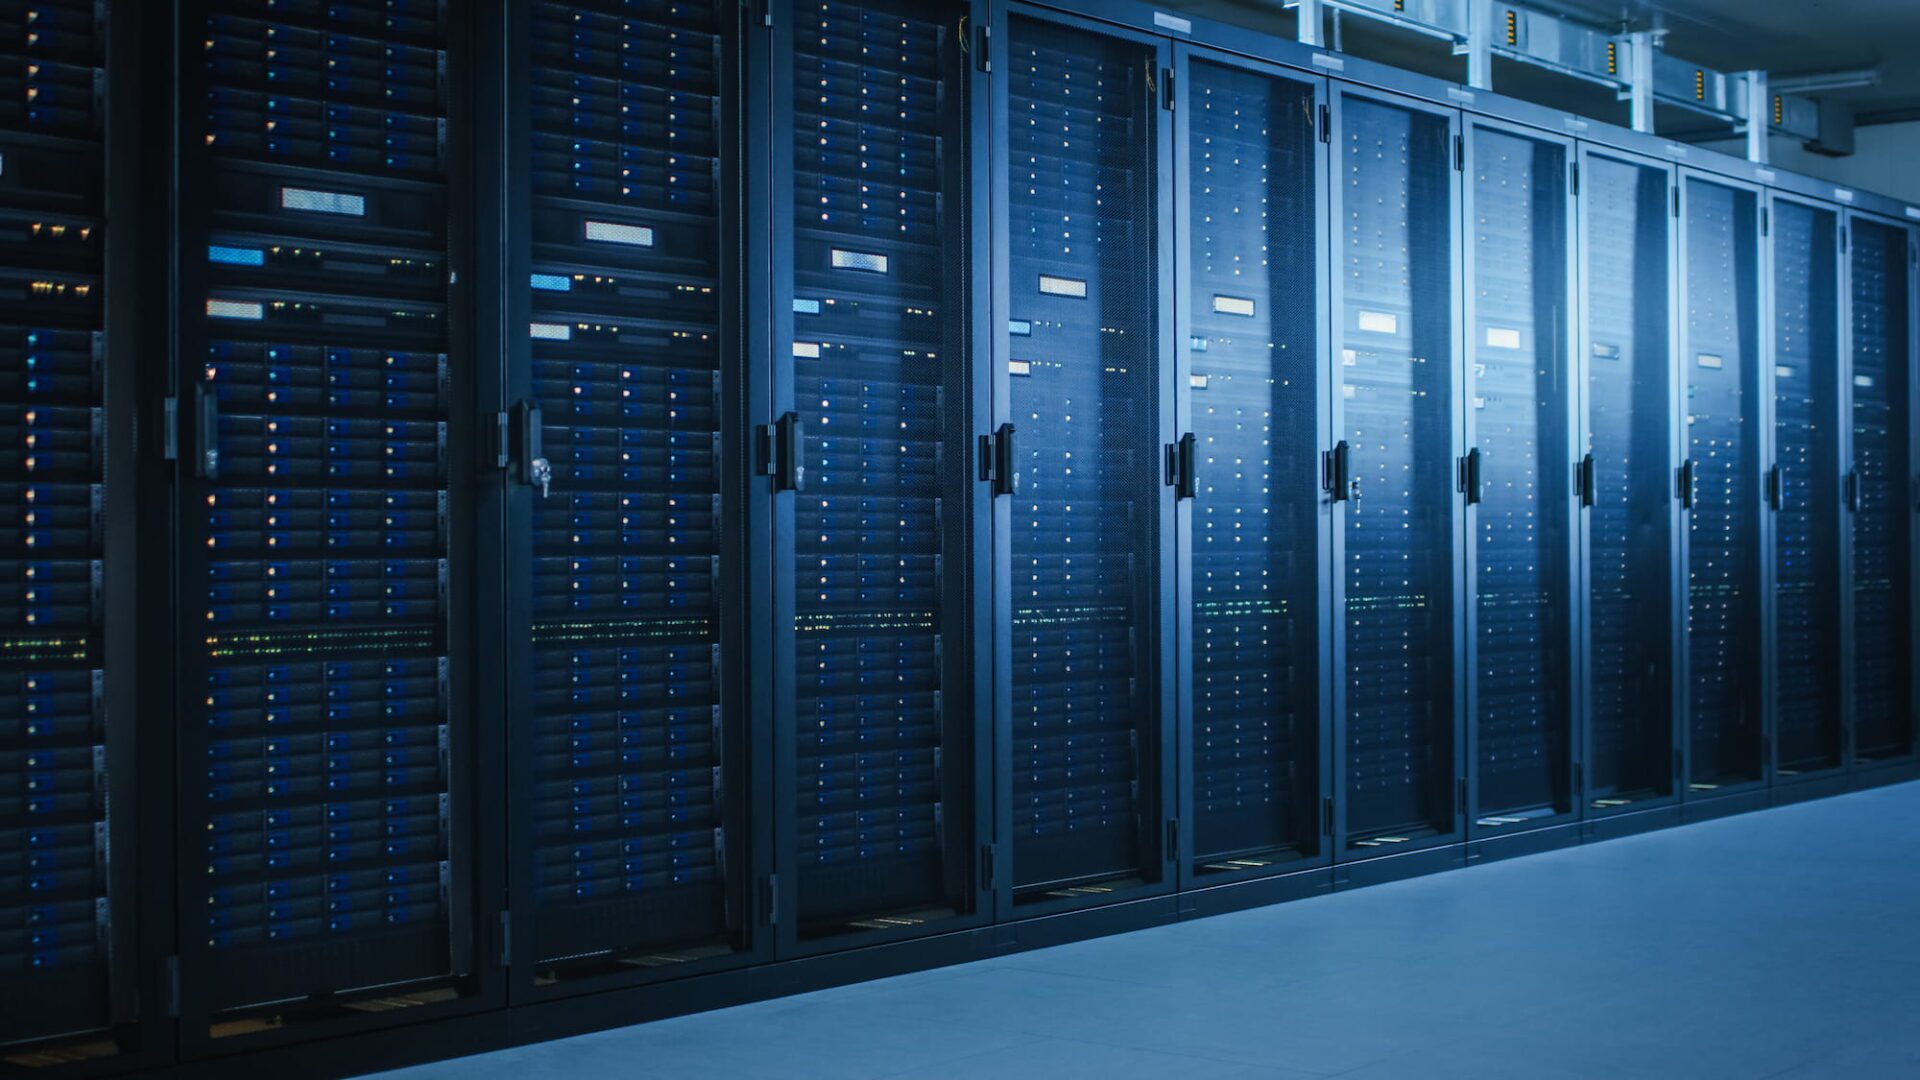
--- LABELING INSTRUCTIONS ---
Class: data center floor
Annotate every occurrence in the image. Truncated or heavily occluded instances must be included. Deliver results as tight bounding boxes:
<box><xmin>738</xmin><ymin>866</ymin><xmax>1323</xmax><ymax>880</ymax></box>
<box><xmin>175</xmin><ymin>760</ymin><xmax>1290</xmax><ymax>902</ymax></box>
<box><xmin>372</xmin><ymin>781</ymin><xmax>1920</xmax><ymax>1079</ymax></box>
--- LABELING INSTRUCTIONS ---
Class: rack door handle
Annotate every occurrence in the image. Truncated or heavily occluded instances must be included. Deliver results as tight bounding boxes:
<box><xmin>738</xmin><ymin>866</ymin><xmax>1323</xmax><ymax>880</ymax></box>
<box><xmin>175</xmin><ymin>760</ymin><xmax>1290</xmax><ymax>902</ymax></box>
<box><xmin>1326</xmin><ymin>440</ymin><xmax>1351</xmax><ymax>502</ymax></box>
<box><xmin>1460</xmin><ymin>447</ymin><xmax>1483</xmax><ymax>505</ymax></box>
<box><xmin>1678</xmin><ymin>458</ymin><xmax>1697</xmax><ymax>509</ymax></box>
<box><xmin>1168</xmin><ymin>432</ymin><xmax>1197</xmax><ymax>501</ymax></box>
<box><xmin>194</xmin><ymin>383</ymin><xmax>220</xmax><ymax>480</ymax></box>
<box><xmin>1579</xmin><ymin>453</ymin><xmax>1595</xmax><ymax>508</ymax></box>
<box><xmin>511</xmin><ymin>399</ymin><xmax>549</xmax><ymax>498</ymax></box>
<box><xmin>774</xmin><ymin>411</ymin><xmax>804</xmax><ymax>493</ymax></box>
<box><xmin>1767</xmin><ymin>464</ymin><xmax>1783</xmax><ymax>511</ymax></box>
<box><xmin>1845</xmin><ymin>467</ymin><xmax>1861</xmax><ymax>513</ymax></box>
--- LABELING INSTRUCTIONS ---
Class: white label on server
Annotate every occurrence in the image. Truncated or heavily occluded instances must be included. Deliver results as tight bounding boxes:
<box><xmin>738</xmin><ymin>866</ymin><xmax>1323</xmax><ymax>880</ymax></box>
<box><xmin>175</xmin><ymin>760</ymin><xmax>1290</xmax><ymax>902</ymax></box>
<box><xmin>529</xmin><ymin>322</ymin><xmax>572</xmax><ymax>341</ymax></box>
<box><xmin>1856</xmin><ymin>374</ymin><xmax>1876</xmax><ymax>388</ymax></box>
<box><xmin>1213</xmin><ymin>295</ymin><xmax>1256</xmax><ymax>317</ymax></box>
<box><xmin>831</xmin><ymin>248</ymin><xmax>889</xmax><ymax>273</ymax></box>
<box><xmin>1009</xmin><ymin>359</ymin><xmax>1033</xmax><ymax>376</ymax></box>
<box><xmin>206</xmin><ymin>299</ymin><xmax>264</xmax><ymax>321</ymax></box>
<box><xmin>1777</xmin><ymin>365</ymin><xmax>1795</xmax><ymax>379</ymax></box>
<box><xmin>1190</xmin><ymin>374</ymin><xmax>1210</xmax><ymax>389</ymax></box>
<box><xmin>1485</xmin><ymin>326</ymin><xmax>1522</xmax><ymax>350</ymax></box>
<box><xmin>1039</xmin><ymin>275</ymin><xmax>1087</xmax><ymax>298</ymax></box>
<box><xmin>1153</xmin><ymin>11</ymin><xmax>1192</xmax><ymax>32</ymax></box>
<box><xmin>793</xmin><ymin>342</ymin><xmax>822</xmax><ymax>359</ymax></box>
<box><xmin>1356</xmin><ymin>310</ymin><xmax>1399</xmax><ymax>335</ymax></box>
<box><xmin>1696</xmin><ymin>353</ymin><xmax>1723</xmax><ymax>369</ymax></box>
<box><xmin>280</xmin><ymin>187</ymin><xmax>366</xmax><ymax>216</ymax></box>
<box><xmin>585</xmin><ymin>220</ymin><xmax>654</xmax><ymax>246</ymax></box>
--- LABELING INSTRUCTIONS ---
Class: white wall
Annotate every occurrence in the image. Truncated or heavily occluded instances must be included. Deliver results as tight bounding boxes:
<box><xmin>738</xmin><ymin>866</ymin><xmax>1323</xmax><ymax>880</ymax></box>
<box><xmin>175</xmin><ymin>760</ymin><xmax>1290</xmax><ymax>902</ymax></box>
<box><xmin>1699</xmin><ymin>121</ymin><xmax>1920</xmax><ymax>208</ymax></box>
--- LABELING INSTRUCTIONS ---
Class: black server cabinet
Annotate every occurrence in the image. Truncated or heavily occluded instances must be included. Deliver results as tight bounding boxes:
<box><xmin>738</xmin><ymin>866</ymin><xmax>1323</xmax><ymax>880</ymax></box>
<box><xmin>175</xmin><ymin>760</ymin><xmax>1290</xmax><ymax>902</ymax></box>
<box><xmin>497</xmin><ymin>0</ymin><xmax>760</xmax><ymax>988</ymax></box>
<box><xmin>1461</xmin><ymin>121</ymin><xmax>1576</xmax><ymax>838</ymax></box>
<box><xmin>173</xmin><ymin>0</ymin><xmax>479</xmax><ymax>1036</ymax></box>
<box><xmin>1328</xmin><ymin>87</ymin><xmax>1463</xmax><ymax>858</ymax></box>
<box><xmin>1768</xmin><ymin>197</ymin><xmax>1844</xmax><ymax>780</ymax></box>
<box><xmin>1677</xmin><ymin>174</ymin><xmax>1765</xmax><ymax>794</ymax></box>
<box><xmin>994</xmin><ymin>10</ymin><xmax>1175</xmax><ymax>910</ymax></box>
<box><xmin>770</xmin><ymin>0</ymin><xmax>988</xmax><ymax>946</ymax></box>
<box><xmin>1846</xmin><ymin>215</ymin><xmax>1916</xmax><ymax>764</ymax></box>
<box><xmin>1172</xmin><ymin>50</ymin><xmax>1330</xmax><ymax>882</ymax></box>
<box><xmin>0</xmin><ymin>0</ymin><xmax>120</xmax><ymax>1051</ymax></box>
<box><xmin>1577</xmin><ymin>149</ymin><xmax>1677</xmax><ymax>815</ymax></box>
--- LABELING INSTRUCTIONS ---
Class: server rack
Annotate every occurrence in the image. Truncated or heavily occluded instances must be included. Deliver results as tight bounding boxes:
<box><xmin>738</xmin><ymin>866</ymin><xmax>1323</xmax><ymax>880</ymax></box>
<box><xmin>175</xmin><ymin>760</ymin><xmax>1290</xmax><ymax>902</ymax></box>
<box><xmin>1846</xmin><ymin>214</ymin><xmax>1917</xmax><ymax>766</ymax></box>
<box><xmin>1170</xmin><ymin>46</ymin><xmax>1333</xmax><ymax>886</ymax></box>
<box><xmin>992</xmin><ymin>8</ymin><xmax>1177</xmax><ymax>913</ymax></box>
<box><xmin>770</xmin><ymin>0</ymin><xmax>990</xmax><ymax>947</ymax></box>
<box><xmin>1677</xmin><ymin>173</ymin><xmax>1766</xmax><ymax>798</ymax></box>
<box><xmin>495</xmin><ymin>0</ymin><xmax>763</xmax><ymax>993</ymax></box>
<box><xmin>0</xmin><ymin>0</ymin><xmax>124</xmax><ymax>1054</ymax></box>
<box><xmin>1767</xmin><ymin>196</ymin><xmax>1845</xmax><ymax>782</ymax></box>
<box><xmin>1460</xmin><ymin>118</ymin><xmax>1578</xmax><ymax>844</ymax></box>
<box><xmin>1327</xmin><ymin>85</ymin><xmax>1465</xmax><ymax>864</ymax></box>
<box><xmin>171</xmin><ymin>0</ymin><xmax>481</xmax><ymax>1045</ymax></box>
<box><xmin>1576</xmin><ymin>147</ymin><xmax>1679</xmax><ymax>821</ymax></box>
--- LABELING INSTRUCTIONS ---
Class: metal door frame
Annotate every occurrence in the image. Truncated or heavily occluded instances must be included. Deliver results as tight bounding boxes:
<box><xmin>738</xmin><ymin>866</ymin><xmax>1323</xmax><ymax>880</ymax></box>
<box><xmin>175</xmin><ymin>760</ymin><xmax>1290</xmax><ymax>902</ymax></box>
<box><xmin>1459</xmin><ymin>114</ymin><xmax>1582</xmax><ymax>844</ymax></box>
<box><xmin>1167</xmin><ymin>42</ymin><xmax>1335</xmax><ymax>892</ymax></box>
<box><xmin>990</xmin><ymin>2</ymin><xmax>1181</xmax><ymax>923</ymax></box>
<box><xmin>1325</xmin><ymin>81</ymin><xmax>1468</xmax><ymax>868</ymax></box>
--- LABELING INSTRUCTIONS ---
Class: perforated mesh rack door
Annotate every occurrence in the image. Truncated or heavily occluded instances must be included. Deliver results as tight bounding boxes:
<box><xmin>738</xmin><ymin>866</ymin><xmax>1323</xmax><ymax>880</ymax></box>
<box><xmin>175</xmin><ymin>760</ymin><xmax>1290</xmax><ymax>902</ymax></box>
<box><xmin>0</xmin><ymin>0</ymin><xmax>112</xmax><ymax>1045</ymax></box>
<box><xmin>188</xmin><ymin>0</ymin><xmax>459</xmax><ymax>1012</ymax></box>
<box><xmin>786</xmin><ymin>0</ymin><xmax>973</xmax><ymax>936</ymax></box>
<box><xmin>1771</xmin><ymin>202</ymin><xmax>1842</xmax><ymax>776</ymax></box>
<box><xmin>1466</xmin><ymin>126</ymin><xmax>1571</xmax><ymax>827</ymax></box>
<box><xmin>1005</xmin><ymin>17</ymin><xmax>1160</xmax><ymax>896</ymax></box>
<box><xmin>1681</xmin><ymin>177</ymin><xmax>1763</xmax><ymax>790</ymax></box>
<box><xmin>1582</xmin><ymin>155</ymin><xmax>1674</xmax><ymax>808</ymax></box>
<box><xmin>1336</xmin><ymin>95</ymin><xmax>1457</xmax><ymax>850</ymax></box>
<box><xmin>520</xmin><ymin>0</ymin><xmax>737</xmax><ymax>971</ymax></box>
<box><xmin>1848</xmin><ymin>218</ymin><xmax>1913</xmax><ymax>760</ymax></box>
<box><xmin>1184</xmin><ymin>59</ymin><xmax>1320</xmax><ymax>870</ymax></box>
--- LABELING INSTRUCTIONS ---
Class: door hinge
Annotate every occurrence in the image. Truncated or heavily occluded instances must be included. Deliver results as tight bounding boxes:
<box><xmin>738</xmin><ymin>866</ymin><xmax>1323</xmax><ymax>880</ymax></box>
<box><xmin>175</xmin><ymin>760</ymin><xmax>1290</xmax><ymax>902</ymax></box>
<box><xmin>761</xmin><ymin>412</ymin><xmax>804</xmax><ymax>492</ymax></box>
<box><xmin>162</xmin><ymin>955</ymin><xmax>181</xmax><ymax>1018</ymax></box>
<box><xmin>1165</xmin><ymin>819</ymin><xmax>1180</xmax><ymax>861</ymax></box>
<box><xmin>1318</xmin><ymin>102</ymin><xmax>1331</xmax><ymax>143</ymax></box>
<box><xmin>1161</xmin><ymin>67</ymin><xmax>1175</xmax><ymax>112</ymax></box>
<box><xmin>980</xmin><ymin>422</ymin><xmax>1017</xmax><ymax>496</ymax></box>
<box><xmin>1167</xmin><ymin>432</ymin><xmax>1197</xmax><ymax>500</ymax></box>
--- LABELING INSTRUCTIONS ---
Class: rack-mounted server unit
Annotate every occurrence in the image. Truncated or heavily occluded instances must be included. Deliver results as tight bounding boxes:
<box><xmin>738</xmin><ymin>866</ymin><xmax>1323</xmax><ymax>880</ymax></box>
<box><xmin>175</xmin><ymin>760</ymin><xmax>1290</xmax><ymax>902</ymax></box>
<box><xmin>1330</xmin><ymin>89</ymin><xmax>1463</xmax><ymax>856</ymax></box>
<box><xmin>999</xmin><ymin>13</ymin><xmax>1173</xmax><ymax>905</ymax></box>
<box><xmin>175</xmin><ymin>0</ymin><xmax>475</xmax><ymax>1027</ymax></box>
<box><xmin>1848</xmin><ymin>215</ymin><xmax>1915</xmax><ymax>764</ymax></box>
<box><xmin>1769</xmin><ymin>198</ymin><xmax>1844</xmax><ymax>780</ymax></box>
<box><xmin>0</xmin><ymin>0</ymin><xmax>116</xmax><ymax>1048</ymax></box>
<box><xmin>1578</xmin><ymin>149</ymin><xmax>1678</xmax><ymax>816</ymax></box>
<box><xmin>498</xmin><ymin>0</ymin><xmax>755</xmax><ymax>985</ymax></box>
<box><xmin>1177</xmin><ymin>54</ymin><xmax>1328</xmax><ymax>877</ymax></box>
<box><xmin>774</xmin><ymin>0</ymin><xmax>984</xmax><ymax>943</ymax></box>
<box><xmin>1462</xmin><ymin>121</ymin><xmax>1576</xmax><ymax>838</ymax></box>
<box><xmin>1678</xmin><ymin>175</ymin><xmax>1765</xmax><ymax>794</ymax></box>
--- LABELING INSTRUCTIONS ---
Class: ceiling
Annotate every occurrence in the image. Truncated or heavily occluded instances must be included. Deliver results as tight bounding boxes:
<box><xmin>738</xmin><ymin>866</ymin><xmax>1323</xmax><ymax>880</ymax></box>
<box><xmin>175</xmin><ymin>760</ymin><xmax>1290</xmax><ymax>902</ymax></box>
<box><xmin>1161</xmin><ymin>0</ymin><xmax>1920</xmax><ymax>133</ymax></box>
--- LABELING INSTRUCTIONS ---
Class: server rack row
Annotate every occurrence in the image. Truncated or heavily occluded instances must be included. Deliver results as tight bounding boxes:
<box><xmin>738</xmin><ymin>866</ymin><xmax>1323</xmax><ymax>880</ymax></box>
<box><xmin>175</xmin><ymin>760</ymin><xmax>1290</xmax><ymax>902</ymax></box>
<box><xmin>2</xmin><ymin>0</ymin><xmax>1917</xmax><ymax>1074</ymax></box>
